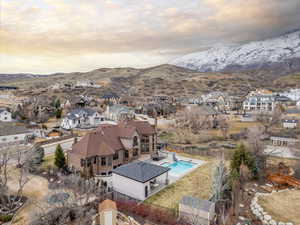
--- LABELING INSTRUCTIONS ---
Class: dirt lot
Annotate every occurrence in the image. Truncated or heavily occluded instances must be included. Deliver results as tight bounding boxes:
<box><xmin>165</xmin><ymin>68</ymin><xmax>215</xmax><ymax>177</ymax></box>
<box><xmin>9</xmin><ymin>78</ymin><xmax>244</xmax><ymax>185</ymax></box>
<box><xmin>258</xmin><ymin>189</ymin><xmax>300</xmax><ymax>224</ymax></box>
<box><xmin>145</xmin><ymin>154</ymin><xmax>218</xmax><ymax>210</ymax></box>
<box><xmin>7</xmin><ymin>169</ymin><xmax>50</xmax><ymax>225</ymax></box>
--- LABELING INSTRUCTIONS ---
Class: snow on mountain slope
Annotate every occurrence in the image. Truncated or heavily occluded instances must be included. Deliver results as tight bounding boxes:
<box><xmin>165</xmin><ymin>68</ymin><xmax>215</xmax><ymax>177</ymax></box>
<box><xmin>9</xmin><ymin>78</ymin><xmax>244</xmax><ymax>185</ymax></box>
<box><xmin>171</xmin><ymin>31</ymin><xmax>300</xmax><ymax>74</ymax></box>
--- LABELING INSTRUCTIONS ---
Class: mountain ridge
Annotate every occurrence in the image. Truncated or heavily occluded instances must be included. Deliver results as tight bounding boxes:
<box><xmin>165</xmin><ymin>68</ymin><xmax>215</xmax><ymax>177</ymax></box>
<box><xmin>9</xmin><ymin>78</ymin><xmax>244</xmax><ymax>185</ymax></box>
<box><xmin>171</xmin><ymin>31</ymin><xmax>300</xmax><ymax>76</ymax></box>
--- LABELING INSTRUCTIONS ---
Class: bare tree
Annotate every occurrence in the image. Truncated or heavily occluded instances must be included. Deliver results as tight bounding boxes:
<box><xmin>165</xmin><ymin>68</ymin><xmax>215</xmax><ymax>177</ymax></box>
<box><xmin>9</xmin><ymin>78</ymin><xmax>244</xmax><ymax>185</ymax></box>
<box><xmin>219</xmin><ymin>118</ymin><xmax>230</xmax><ymax>139</ymax></box>
<box><xmin>219</xmin><ymin>204</ymin><xmax>230</xmax><ymax>225</ymax></box>
<box><xmin>0</xmin><ymin>147</ymin><xmax>33</xmax><ymax>214</ymax></box>
<box><xmin>31</xmin><ymin>174</ymin><xmax>105</xmax><ymax>225</ymax></box>
<box><xmin>246</xmin><ymin>127</ymin><xmax>267</xmax><ymax>180</ymax></box>
<box><xmin>211</xmin><ymin>157</ymin><xmax>229</xmax><ymax>203</ymax></box>
<box><xmin>256</xmin><ymin>109</ymin><xmax>282</xmax><ymax>133</ymax></box>
<box><xmin>231</xmin><ymin>179</ymin><xmax>241</xmax><ymax>217</ymax></box>
<box><xmin>175</xmin><ymin>107</ymin><xmax>210</xmax><ymax>133</ymax></box>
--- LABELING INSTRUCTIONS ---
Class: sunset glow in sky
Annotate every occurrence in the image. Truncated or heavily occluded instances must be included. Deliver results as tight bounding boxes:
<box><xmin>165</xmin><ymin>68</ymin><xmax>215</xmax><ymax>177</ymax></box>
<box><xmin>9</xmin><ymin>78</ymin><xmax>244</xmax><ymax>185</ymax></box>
<box><xmin>1</xmin><ymin>0</ymin><xmax>300</xmax><ymax>74</ymax></box>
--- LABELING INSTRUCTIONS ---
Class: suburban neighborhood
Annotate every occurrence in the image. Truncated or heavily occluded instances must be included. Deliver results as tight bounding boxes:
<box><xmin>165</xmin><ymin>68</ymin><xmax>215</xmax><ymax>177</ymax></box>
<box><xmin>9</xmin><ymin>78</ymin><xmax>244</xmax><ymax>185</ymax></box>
<box><xmin>1</xmin><ymin>1</ymin><xmax>300</xmax><ymax>225</ymax></box>
<box><xmin>1</xmin><ymin>82</ymin><xmax>300</xmax><ymax>225</ymax></box>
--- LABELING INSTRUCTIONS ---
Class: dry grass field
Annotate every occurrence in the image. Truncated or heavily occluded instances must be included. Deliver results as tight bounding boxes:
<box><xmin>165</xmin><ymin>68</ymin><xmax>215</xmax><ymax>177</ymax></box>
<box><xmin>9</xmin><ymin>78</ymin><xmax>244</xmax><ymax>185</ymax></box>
<box><xmin>145</xmin><ymin>154</ymin><xmax>218</xmax><ymax>210</ymax></box>
<box><xmin>7</xmin><ymin>168</ymin><xmax>50</xmax><ymax>225</ymax></box>
<box><xmin>258</xmin><ymin>190</ymin><xmax>300</xmax><ymax>224</ymax></box>
<box><xmin>41</xmin><ymin>154</ymin><xmax>56</xmax><ymax>170</ymax></box>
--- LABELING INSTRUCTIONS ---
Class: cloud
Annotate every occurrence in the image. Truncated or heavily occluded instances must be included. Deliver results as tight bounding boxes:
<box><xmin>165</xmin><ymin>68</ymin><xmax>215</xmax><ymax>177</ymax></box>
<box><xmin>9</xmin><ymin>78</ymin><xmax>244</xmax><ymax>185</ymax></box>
<box><xmin>0</xmin><ymin>0</ymin><xmax>300</xmax><ymax>73</ymax></box>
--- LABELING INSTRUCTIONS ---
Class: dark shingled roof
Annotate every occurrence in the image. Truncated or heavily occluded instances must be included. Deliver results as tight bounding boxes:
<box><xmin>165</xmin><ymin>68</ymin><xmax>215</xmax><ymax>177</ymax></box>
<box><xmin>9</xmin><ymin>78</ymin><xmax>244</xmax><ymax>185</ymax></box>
<box><xmin>180</xmin><ymin>196</ymin><xmax>214</xmax><ymax>212</ymax></box>
<box><xmin>0</xmin><ymin>108</ymin><xmax>8</xmax><ymax>113</ymax></box>
<box><xmin>282</xmin><ymin>119</ymin><xmax>299</xmax><ymax>123</ymax></box>
<box><xmin>113</xmin><ymin>161</ymin><xmax>170</xmax><ymax>183</ymax></box>
<box><xmin>102</xmin><ymin>92</ymin><xmax>120</xmax><ymax>99</ymax></box>
<box><xmin>286</xmin><ymin>108</ymin><xmax>300</xmax><ymax>114</ymax></box>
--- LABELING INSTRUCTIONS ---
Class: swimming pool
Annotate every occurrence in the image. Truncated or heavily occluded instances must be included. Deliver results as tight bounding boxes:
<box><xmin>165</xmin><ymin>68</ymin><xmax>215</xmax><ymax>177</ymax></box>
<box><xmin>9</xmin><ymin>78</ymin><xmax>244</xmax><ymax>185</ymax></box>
<box><xmin>161</xmin><ymin>160</ymin><xmax>196</xmax><ymax>176</ymax></box>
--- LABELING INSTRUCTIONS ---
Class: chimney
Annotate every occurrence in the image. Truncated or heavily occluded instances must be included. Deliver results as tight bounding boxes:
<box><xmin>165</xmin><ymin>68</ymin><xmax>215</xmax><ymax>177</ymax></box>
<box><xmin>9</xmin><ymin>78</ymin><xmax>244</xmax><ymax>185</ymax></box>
<box><xmin>98</xmin><ymin>199</ymin><xmax>117</xmax><ymax>225</ymax></box>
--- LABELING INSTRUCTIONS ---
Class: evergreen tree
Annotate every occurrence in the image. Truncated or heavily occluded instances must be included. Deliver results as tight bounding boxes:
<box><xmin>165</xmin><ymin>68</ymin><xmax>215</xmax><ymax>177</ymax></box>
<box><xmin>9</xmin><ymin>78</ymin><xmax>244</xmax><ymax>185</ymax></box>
<box><xmin>230</xmin><ymin>143</ymin><xmax>256</xmax><ymax>178</ymax></box>
<box><xmin>55</xmin><ymin>99</ymin><xmax>61</xmax><ymax>109</ymax></box>
<box><xmin>54</xmin><ymin>144</ymin><xmax>66</xmax><ymax>169</ymax></box>
<box><xmin>55</xmin><ymin>108</ymin><xmax>63</xmax><ymax>119</ymax></box>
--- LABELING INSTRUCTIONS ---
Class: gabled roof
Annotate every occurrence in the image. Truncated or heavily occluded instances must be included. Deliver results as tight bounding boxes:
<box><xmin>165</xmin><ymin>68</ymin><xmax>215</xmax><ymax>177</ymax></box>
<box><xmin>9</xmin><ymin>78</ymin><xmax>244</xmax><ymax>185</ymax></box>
<box><xmin>70</xmin><ymin>120</ymin><xmax>155</xmax><ymax>158</ymax></box>
<box><xmin>108</xmin><ymin>104</ymin><xmax>132</xmax><ymax>114</ymax></box>
<box><xmin>121</xmin><ymin>120</ymin><xmax>156</xmax><ymax>135</ymax></box>
<box><xmin>112</xmin><ymin>161</ymin><xmax>170</xmax><ymax>183</ymax></box>
<box><xmin>66</xmin><ymin>108</ymin><xmax>97</xmax><ymax>119</ymax></box>
<box><xmin>0</xmin><ymin>108</ymin><xmax>10</xmax><ymax>114</ymax></box>
<box><xmin>180</xmin><ymin>196</ymin><xmax>214</xmax><ymax>212</ymax></box>
<box><xmin>71</xmin><ymin>123</ymin><xmax>138</xmax><ymax>157</ymax></box>
<box><xmin>99</xmin><ymin>199</ymin><xmax>117</xmax><ymax>211</ymax></box>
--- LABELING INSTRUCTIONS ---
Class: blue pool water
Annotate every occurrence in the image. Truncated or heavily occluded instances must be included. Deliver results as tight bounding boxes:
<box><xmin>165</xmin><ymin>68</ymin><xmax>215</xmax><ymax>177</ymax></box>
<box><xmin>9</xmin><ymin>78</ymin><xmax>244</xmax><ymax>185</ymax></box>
<box><xmin>161</xmin><ymin>160</ymin><xmax>196</xmax><ymax>175</ymax></box>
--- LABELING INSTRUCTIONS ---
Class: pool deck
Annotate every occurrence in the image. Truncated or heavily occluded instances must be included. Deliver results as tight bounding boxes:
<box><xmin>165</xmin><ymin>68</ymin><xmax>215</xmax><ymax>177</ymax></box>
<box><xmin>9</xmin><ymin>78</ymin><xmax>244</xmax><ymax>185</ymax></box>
<box><xmin>145</xmin><ymin>154</ymin><xmax>205</xmax><ymax>183</ymax></box>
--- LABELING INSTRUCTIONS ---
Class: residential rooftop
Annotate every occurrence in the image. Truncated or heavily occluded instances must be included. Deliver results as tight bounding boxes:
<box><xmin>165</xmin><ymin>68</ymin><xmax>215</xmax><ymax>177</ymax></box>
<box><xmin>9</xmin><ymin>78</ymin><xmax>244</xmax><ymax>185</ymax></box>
<box><xmin>112</xmin><ymin>161</ymin><xmax>170</xmax><ymax>183</ymax></box>
<box><xmin>180</xmin><ymin>196</ymin><xmax>214</xmax><ymax>212</ymax></box>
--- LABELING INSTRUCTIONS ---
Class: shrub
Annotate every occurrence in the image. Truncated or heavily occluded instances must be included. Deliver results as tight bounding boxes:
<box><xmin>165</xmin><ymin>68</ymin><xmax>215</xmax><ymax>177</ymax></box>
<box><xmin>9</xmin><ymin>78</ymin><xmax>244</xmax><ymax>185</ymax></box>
<box><xmin>0</xmin><ymin>214</ymin><xmax>13</xmax><ymax>222</ymax></box>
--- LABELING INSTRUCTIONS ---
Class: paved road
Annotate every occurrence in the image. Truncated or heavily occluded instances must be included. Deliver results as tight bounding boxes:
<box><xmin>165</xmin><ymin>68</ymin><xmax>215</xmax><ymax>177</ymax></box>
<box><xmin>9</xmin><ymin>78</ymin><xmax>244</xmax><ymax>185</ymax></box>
<box><xmin>3</xmin><ymin>137</ymin><xmax>80</xmax><ymax>165</ymax></box>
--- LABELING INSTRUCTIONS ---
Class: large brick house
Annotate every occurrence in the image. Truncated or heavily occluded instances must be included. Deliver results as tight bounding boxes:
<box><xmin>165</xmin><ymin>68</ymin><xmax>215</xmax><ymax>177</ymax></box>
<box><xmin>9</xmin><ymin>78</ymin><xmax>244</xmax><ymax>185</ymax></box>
<box><xmin>67</xmin><ymin>120</ymin><xmax>157</xmax><ymax>177</ymax></box>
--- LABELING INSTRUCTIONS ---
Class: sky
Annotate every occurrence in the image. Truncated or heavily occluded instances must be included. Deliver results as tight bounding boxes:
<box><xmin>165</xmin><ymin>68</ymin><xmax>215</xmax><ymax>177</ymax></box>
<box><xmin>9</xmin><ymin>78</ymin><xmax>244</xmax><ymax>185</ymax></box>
<box><xmin>0</xmin><ymin>0</ymin><xmax>300</xmax><ymax>74</ymax></box>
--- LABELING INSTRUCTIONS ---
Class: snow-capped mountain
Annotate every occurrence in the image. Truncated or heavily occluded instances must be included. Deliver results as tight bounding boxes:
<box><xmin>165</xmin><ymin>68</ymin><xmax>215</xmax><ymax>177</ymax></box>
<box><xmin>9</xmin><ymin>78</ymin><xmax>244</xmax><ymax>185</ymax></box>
<box><xmin>171</xmin><ymin>31</ymin><xmax>300</xmax><ymax>75</ymax></box>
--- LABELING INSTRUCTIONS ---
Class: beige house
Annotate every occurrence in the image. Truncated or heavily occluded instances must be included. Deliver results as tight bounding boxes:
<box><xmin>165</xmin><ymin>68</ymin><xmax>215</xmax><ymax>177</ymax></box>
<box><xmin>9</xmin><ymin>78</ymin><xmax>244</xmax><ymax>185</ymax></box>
<box><xmin>67</xmin><ymin>120</ymin><xmax>157</xmax><ymax>177</ymax></box>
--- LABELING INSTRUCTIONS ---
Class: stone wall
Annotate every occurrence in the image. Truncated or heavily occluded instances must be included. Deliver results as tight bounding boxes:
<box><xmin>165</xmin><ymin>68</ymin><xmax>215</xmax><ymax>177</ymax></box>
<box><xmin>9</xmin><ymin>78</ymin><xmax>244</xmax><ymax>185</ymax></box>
<box><xmin>250</xmin><ymin>191</ymin><xmax>294</xmax><ymax>225</ymax></box>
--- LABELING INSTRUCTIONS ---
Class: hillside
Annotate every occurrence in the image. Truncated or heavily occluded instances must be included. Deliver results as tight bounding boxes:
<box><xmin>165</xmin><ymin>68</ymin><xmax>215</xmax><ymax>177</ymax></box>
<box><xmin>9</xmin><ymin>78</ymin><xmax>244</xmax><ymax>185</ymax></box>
<box><xmin>171</xmin><ymin>31</ymin><xmax>300</xmax><ymax>76</ymax></box>
<box><xmin>1</xmin><ymin>64</ymin><xmax>288</xmax><ymax>97</ymax></box>
<box><xmin>273</xmin><ymin>73</ymin><xmax>300</xmax><ymax>88</ymax></box>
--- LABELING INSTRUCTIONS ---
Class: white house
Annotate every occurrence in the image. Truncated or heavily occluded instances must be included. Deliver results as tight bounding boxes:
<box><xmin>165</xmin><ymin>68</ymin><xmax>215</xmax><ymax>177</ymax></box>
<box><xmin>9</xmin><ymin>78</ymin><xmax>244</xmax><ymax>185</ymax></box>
<box><xmin>0</xmin><ymin>122</ymin><xmax>34</xmax><ymax>144</ymax></box>
<box><xmin>0</xmin><ymin>108</ymin><xmax>12</xmax><ymax>122</ymax></box>
<box><xmin>282</xmin><ymin>119</ymin><xmax>299</xmax><ymax>129</ymax></box>
<box><xmin>243</xmin><ymin>94</ymin><xmax>291</xmax><ymax>112</ymax></box>
<box><xmin>61</xmin><ymin>108</ymin><xmax>104</xmax><ymax>130</ymax></box>
<box><xmin>105</xmin><ymin>104</ymin><xmax>135</xmax><ymax>121</ymax></box>
<box><xmin>112</xmin><ymin>161</ymin><xmax>170</xmax><ymax>201</ymax></box>
<box><xmin>179</xmin><ymin>196</ymin><xmax>215</xmax><ymax>225</ymax></box>
<box><xmin>279</xmin><ymin>89</ymin><xmax>300</xmax><ymax>101</ymax></box>
<box><xmin>75</xmin><ymin>80</ymin><xmax>101</xmax><ymax>88</ymax></box>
